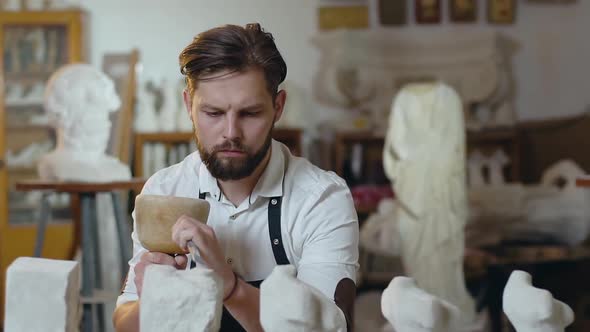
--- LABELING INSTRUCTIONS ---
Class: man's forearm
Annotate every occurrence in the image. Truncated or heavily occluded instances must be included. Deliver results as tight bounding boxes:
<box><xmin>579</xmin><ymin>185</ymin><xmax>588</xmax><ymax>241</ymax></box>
<box><xmin>224</xmin><ymin>278</ymin><xmax>264</xmax><ymax>332</ymax></box>
<box><xmin>113</xmin><ymin>301</ymin><xmax>140</xmax><ymax>332</ymax></box>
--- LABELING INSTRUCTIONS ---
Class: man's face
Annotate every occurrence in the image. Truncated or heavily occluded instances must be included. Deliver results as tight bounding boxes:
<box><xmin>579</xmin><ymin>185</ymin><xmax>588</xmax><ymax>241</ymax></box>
<box><xmin>184</xmin><ymin>69</ymin><xmax>285</xmax><ymax>181</ymax></box>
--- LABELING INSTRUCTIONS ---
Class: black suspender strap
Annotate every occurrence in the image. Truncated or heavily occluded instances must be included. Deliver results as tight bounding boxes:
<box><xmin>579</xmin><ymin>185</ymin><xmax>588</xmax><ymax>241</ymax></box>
<box><xmin>268</xmin><ymin>196</ymin><xmax>289</xmax><ymax>265</ymax></box>
<box><xmin>198</xmin><ymin>191</ymin><xmax>290</xmax><ymax>266</ymax></box>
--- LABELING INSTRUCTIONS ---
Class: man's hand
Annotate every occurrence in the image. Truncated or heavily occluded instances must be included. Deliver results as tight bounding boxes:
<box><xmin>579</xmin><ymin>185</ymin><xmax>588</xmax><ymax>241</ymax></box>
<box><xmin>133</xmin><ymin>252</ymin><xmax>187</xmax><ymax>297</ymax></box>
<box><xmin>172</xmin><ymin>214</ymin><xmax>235</xmax><ymax>298</ymax></box>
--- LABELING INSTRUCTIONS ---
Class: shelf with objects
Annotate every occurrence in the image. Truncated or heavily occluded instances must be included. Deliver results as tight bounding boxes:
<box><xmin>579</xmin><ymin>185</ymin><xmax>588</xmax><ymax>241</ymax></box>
<box><xmin>0</xmin><ymin>10</ymin><xmax>85</xmax><ymax>325</ymax></box>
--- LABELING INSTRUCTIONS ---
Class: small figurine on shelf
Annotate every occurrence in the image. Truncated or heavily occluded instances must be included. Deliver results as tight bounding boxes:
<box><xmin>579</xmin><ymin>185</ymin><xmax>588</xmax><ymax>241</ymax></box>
<box><xmin>23</xmin><ymin>0</ymin><xmax>46</xmax><ymax>11</ymax></box>
<box><xmin>2</xmin><ymin>0</ymin><xmax>22</xmax><ymax>11</ymax></box>
<box><xmin>48</xmin><ymin>0</ymin><xmax>80</xmax><ymax>10</ymax></box>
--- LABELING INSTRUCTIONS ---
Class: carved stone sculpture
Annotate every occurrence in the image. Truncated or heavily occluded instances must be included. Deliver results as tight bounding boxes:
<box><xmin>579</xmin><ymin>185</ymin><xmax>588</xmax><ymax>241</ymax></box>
<box><xmin>381</xmin><ymin>277</ymin><xmax>463</xmax><ymax>332</ymax></box>
<box><xmin>260</xmin><ymin>265</ymin><xmax>347</xmax><ymax>332</ymax></box>
<box><xmin>37</xmin><ymin>63</ymin><xmax>131</xmax><ymax>182</ymax></box>
<box><xmin>383</xmin><ymin>82</ymin><xmax>476</xmax><ymax>322</ymax></box>
<box><xmin>503</xmin><ymin>270</ymin><xmax>574</xmax><ymax>332</ymax></box>
<box><xmin>140</xmin><ymin>265</ymin><xmax>223</xmax><ymax>332</ymax></box>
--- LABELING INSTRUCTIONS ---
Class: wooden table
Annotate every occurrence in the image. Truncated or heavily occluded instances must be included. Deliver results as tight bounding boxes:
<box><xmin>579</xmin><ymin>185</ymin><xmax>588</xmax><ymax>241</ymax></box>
<box><xmin>15</xmin><ymin>178</ymin><xmax>145</xmax><ymax>332</ymax></box>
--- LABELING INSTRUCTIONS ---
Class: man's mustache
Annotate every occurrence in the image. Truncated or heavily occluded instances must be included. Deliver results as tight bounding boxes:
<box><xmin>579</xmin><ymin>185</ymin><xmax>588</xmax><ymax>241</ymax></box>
<box><xmin>212</xmin><ymin>140</ymin><xmax>246</xmax><ymax>153</ymax></box>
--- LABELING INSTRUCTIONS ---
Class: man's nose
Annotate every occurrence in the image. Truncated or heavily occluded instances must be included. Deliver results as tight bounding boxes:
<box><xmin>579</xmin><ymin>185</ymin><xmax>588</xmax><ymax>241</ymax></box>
<box><xmin>223</xmin><ymin>113</ymin><xmax>242</xmax><ymax>140</ymax></box>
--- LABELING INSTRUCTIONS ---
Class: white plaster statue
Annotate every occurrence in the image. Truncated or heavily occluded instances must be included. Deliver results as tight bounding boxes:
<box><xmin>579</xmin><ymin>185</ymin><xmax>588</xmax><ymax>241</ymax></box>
<box><xmin>525</xmin><ymin>159</ymin><xmax>590</xmax><ymax>245</ymax></box>
<box><xmin>260</xmin><ymin>265</ymin><xmax>347</xmax><ymax>332</ymax></box>
<box><xmin>383</xmin><ymin>82</ymin><xmax>476</xmax><ymax>323</ymax></box>
<box><xmin>381</xmin><ymin>277</ymin><xmax>463</xmax><ymax>332</ymax></box>
<box><xmin>133</xmin><ymin>83</ymin><xmax>158</xmax><ymax>133</ymax></box>
<box><xmin>359</xmin><ymin>199</ymin><xmax>401</xmax><ymax>257</ymax></box>
<box><xmin>488</xmin><ymin>149</ymin><xmax>509</xmax><ymax>186</ymax></box>
<box><xmin>467</xmin><ymin>150</ymin><xmax>487</xmax><ymax>188</ymax></box>
<box><xmin>503</xmin><ymin>270</ymin><xmax>574</xmax><ymax>332</ymax></box>
<box><xmin>158</xmin><ymin>78</ymin><xmax>178</xmax><ymax>132</ymax></box>
<box><xmin>37</xmin><ymin>63</ymin><xmax>131</xmax><ymax>182</ymax></box>
<box><xmin>140</xmin><ymin>264</ymin><xmax>223</xmax><ymax>332</ymax></box>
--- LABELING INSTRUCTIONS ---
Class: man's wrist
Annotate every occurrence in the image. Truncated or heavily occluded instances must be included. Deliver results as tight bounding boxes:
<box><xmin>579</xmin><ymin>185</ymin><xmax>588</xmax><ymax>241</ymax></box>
<box><xmin>223</xmin><ymin>271</ymin><xmax>239</xmax><ymax>302</ymax></box>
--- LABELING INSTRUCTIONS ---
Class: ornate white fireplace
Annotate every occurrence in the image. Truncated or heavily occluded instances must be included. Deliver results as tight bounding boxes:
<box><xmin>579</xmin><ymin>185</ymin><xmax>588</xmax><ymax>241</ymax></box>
<box><xmin>311</xmin><ymin>29</ymin><xmax>516</xmax><ymax>134</ymax></box>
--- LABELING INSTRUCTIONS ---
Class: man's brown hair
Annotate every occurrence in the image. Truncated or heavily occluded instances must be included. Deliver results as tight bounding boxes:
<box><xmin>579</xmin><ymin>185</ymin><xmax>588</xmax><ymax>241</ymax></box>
<box><xmin>179</xmin><ymin>23</ymin><xmax>287</xmax><ymax>100</ymax></box>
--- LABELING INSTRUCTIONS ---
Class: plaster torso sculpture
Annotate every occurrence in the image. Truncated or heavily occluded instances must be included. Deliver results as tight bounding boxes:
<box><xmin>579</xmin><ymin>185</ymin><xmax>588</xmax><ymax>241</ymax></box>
<box><xmin>381</xmin><ymin>276</ymin><xmax>463</xmax><ymax>332</ymax></box>
<box><xmin>383</xmin><ymin>82</ymin><xmax>476</xmax><ymax>321</ymax></box>
<box><xmin>260</xmin><ymin>265</ymin><xmax>347</xmax><ymax>332</ymax></box>
<box><xmin>503</xmin><ymin>270</ymin><xmax>574</xmax><ymax>332</ymax></box>
<box><xmin>140</xmin><ymin>265</ymin><xmax>223</xmax><ymax>332</ymax></box>
<box><xmin>37</xmin><ymin>63</ymin><xmax>131</xmax><ymax>182</ymax></box>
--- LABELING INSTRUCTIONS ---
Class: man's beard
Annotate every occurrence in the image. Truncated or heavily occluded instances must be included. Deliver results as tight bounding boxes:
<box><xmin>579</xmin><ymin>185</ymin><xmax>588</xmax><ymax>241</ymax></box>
<box><xmin>195</xmin><ymin>125</ymin><xmax>273</xmax><ymax>181</ymax></box>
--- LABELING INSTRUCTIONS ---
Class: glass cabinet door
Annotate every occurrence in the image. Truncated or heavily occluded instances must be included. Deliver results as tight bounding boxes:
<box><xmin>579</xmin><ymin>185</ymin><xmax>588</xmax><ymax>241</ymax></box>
<box><xmin>3</xmin><ymin>24</ymin><xmax>71</xmax><ymax>225</ymax></box>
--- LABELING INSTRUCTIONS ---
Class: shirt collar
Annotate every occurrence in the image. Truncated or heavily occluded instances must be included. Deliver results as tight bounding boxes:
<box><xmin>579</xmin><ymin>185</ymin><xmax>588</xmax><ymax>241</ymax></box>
<box><xmin>197</xmin><ymin>139</ymin><xmax>285</xmax><ymax>203</ymax></box>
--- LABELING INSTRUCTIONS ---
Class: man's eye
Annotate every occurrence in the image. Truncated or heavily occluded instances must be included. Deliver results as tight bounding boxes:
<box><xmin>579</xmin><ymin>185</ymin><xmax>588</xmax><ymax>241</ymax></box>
<box><xmin>243</xmin><ymin>112</ymin><xmax>258</xmax><ymax>117</ymax></box>
<box><xmin>206</xmin><ymin>111</ymin><xmax>222</xmax><ymax>117</ymax></box>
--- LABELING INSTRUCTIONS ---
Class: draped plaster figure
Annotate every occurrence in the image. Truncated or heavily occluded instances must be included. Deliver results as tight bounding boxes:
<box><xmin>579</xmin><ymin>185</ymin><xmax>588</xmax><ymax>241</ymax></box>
<box><xmin>38</xmin><ymin>63</ymin><xmax>131</xmax><ymax>182</ymax></box>
<box><xmin>383</xmin><ymin>82</ymin><xmax>476</xmax><ymax>322</ymax></box>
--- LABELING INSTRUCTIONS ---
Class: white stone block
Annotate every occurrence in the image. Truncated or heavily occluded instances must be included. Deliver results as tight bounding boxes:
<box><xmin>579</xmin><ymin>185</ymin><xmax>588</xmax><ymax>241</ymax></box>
<box><xmin>140</xmin><ymin>265</ymin><xmax>223</xmax><ymax>332</ymax></box>
<box><xmin>5</xmin><ymin>257</ymin><xmax>80</xmax><ymax>332</ymax></box>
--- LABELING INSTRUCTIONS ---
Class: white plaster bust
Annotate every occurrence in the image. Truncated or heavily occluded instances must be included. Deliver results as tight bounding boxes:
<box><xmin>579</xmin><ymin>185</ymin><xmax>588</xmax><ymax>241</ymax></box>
<box><xmin>381</xmin><ymin>277</ymin><xmax>463</xmax><ymax>332</ymax></box>
<box><xmin>503</xmin><ymin>270</ymin><xmax>574</xmax><ymax>332</ymax></box>
<box><xmin>260</xmin><ymin>265</ymin><xmax>347</xmax><ymax>332</ymax></box>
<box><xmin>37</xmin><ymin>63</ymin><xmax>131</xmax><ymax>182</ymax></box>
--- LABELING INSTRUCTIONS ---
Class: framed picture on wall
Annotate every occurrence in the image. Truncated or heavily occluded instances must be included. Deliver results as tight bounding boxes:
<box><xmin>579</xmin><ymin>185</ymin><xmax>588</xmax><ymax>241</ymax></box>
<box><xmin>450</xmin><ymin>0</ymin><xmax>477</xmax><ymax>22</ymax></box>
<box><xmin>379</xmin><ymin>0</ymin><xmax>407</xmax><ymax>26</ymax></box>
<box><xmin>488</xmin><ymin>0</ymin><xmax>516</xmax><ymax>24</ymax></box>
<box><xmin>415</xmin><ymin>0</ymin><xmax>441</xmax><ymax>24</ymax></box>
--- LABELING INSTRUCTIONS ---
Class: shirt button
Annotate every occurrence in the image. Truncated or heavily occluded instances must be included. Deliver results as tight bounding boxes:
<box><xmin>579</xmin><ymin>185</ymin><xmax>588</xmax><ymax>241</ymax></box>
<box><xmin>226</xmin><ymin>257</ymin><xmax>233</xmax><ymax>265</ymax></box>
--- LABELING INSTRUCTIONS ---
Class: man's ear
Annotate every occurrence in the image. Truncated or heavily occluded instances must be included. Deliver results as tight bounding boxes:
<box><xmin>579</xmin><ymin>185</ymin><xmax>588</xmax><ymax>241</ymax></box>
<box><xmin>183</xmin><ymin>89</ymin><xmax>193</xmax><ymax>117</ymax></box>
<box><xmin>273</xmin><ymin>89</ymin><xmax>287</xmax><ymax>124</ymax></box>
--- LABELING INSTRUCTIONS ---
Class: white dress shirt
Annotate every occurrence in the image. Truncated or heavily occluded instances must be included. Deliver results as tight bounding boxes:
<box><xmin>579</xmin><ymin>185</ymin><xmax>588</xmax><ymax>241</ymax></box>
<box><xmin>117</xmin><ymin>139</ymin><xmax>359</xmax><ymax>306</ymax></box>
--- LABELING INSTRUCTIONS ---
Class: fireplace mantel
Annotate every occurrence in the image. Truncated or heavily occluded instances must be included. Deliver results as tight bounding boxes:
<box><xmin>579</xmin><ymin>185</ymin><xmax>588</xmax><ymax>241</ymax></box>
<box><xmin>311</xmin><ymin>29</ymin><xmax>515</xmax><ymax>133</ymax></box>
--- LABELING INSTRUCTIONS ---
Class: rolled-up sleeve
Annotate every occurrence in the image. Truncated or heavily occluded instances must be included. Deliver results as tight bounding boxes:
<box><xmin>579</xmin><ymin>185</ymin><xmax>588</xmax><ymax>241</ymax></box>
<box><xmin>296</xmin><ymin>181</ymin><xmax>359</xmax><ymax>300</ymax></box>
